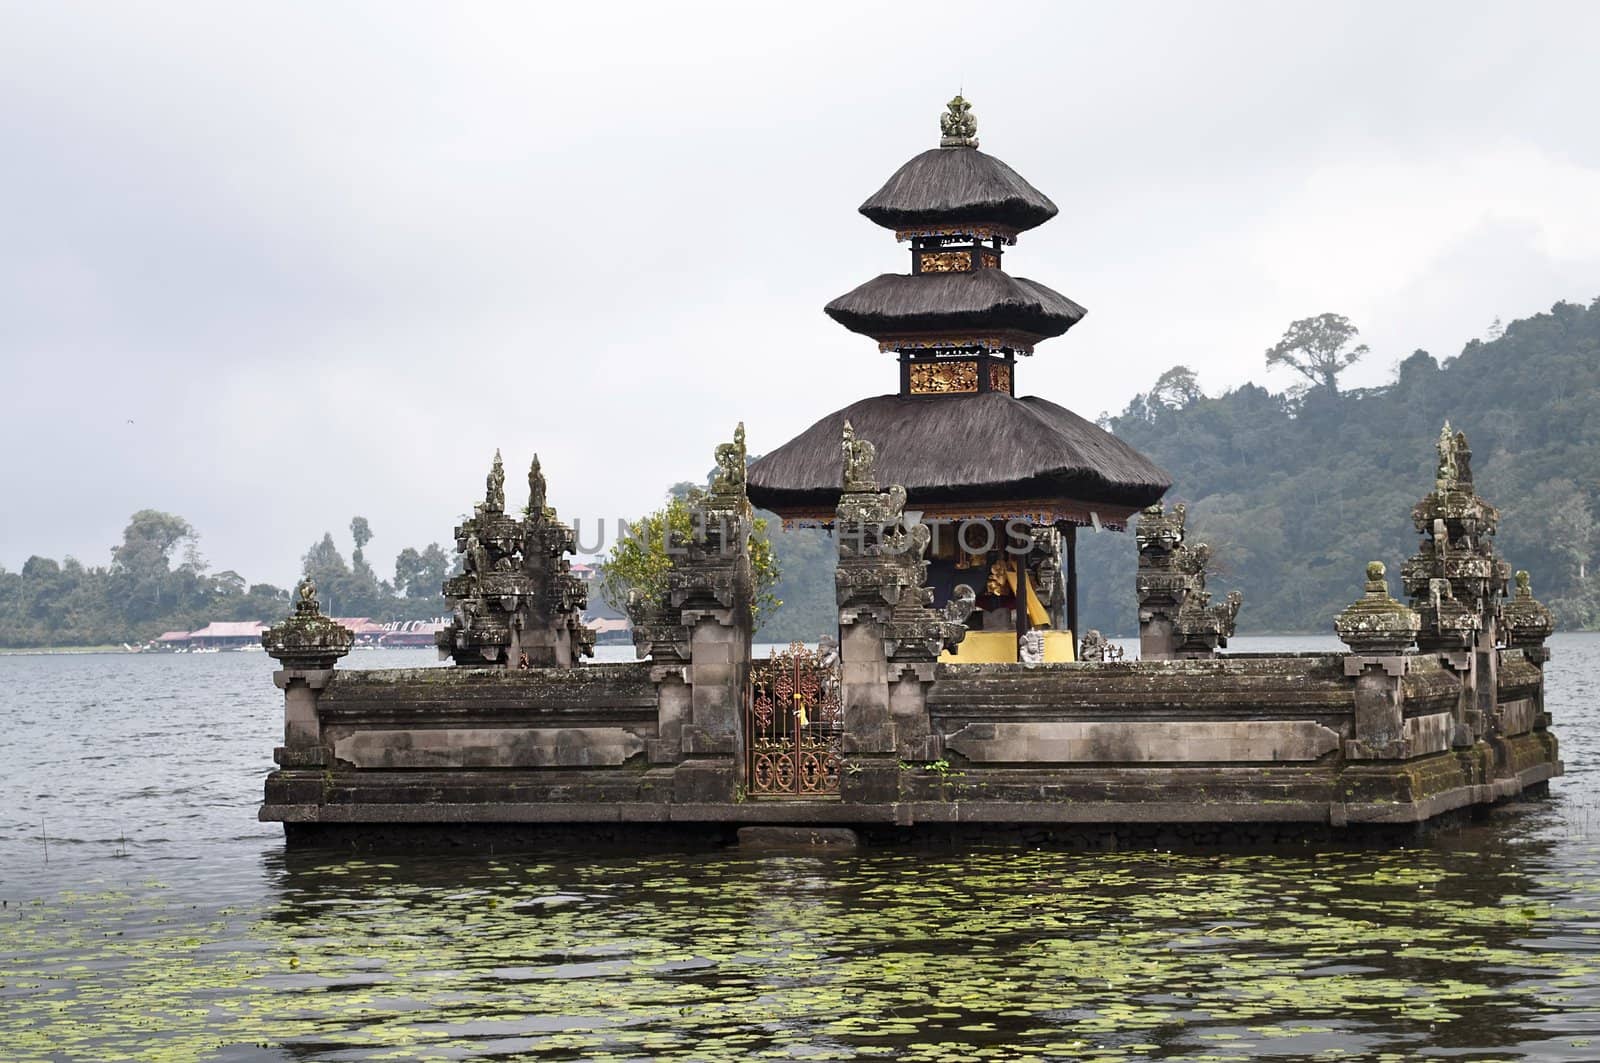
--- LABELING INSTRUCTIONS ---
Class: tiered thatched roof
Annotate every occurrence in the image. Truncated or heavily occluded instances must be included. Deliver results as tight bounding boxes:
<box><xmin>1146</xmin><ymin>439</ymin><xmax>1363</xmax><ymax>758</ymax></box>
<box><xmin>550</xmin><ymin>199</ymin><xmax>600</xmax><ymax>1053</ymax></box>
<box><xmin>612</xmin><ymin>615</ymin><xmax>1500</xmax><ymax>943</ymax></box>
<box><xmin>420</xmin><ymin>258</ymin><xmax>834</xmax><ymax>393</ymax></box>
<box><xmin>747</xmin><ymin>393</ymin><xmax>1172</xmax><ymax>524</ymax></box>
<box><xmin>860</xmin><ymin>147</ymin><xmax>1059</xmax><ymax>234</ymax></box>
<box><xmin>826</xmin><ymin>271</ymin><xmax>1086</xmax><ymax>345</ymax></box>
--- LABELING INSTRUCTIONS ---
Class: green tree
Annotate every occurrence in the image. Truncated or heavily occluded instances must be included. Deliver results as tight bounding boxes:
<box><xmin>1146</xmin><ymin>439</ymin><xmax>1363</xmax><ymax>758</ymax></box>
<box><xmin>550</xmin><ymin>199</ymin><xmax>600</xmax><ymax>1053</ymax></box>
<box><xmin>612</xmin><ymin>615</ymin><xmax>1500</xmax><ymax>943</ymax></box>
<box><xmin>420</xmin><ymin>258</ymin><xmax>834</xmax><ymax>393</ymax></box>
<box><xmin>350</xmin><ymin>516</ymin><xmax>374</xmax><ymax>576</ymax></box>
<box><xmin>394</xmin><ymin>542</ymin><xmax>452</xmax><ymax>602</ymax></box>
<box><xmin>1264</xmin><ymin>313</ymin><xmax>1369</xmax><ymax>393</ymax></box>
<box><xmin>108</xmin><ymin>510</ymin><xmax>199</xmax><ymax>622</ymax></box>
<box><xmin>1147</xmin><ymin>365</ymin><xmax>1205</xmax><ymax>411</ymax></box>
<box><xmin>597</xmin><ymin>491</ymin><xmax>781</xmax><ymax>622</ymax></box>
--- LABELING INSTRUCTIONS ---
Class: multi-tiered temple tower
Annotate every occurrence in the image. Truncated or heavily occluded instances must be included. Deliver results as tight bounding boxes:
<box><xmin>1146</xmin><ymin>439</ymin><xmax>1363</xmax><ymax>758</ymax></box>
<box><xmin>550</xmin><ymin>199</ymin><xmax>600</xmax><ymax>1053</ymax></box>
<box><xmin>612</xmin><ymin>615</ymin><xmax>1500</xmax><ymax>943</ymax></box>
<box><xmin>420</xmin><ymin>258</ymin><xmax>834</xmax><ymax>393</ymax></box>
<box><xmin>748</xmin><ymin>97</ymin><xmax>1171</xmax><ymax>660</ymax></box>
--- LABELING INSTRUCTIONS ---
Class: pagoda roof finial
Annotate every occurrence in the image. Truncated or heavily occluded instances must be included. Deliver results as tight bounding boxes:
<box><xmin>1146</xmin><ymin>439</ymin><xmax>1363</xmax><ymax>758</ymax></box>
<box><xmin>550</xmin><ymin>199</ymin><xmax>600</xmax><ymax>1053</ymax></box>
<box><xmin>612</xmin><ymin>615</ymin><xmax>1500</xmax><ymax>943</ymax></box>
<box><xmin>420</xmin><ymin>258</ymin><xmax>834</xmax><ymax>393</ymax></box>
<box><xmin>939</xmin><ymin>94</ymin><xmax>978</xmax><ymax>148</ymax></box>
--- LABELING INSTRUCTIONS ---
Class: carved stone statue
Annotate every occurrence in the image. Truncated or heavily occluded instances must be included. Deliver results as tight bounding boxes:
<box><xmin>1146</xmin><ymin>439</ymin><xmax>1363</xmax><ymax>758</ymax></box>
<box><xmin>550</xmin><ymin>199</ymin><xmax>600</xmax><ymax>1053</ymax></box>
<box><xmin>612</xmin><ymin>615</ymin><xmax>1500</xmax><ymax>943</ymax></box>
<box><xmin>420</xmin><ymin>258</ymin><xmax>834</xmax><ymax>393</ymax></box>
<box><xmin>842</xmin><ymin>420</ymin><xmax>878</xmax><ymax>493</ymax></box>
<box><xmin>486</xmin><ymin>449</ymin><xmax>506</xmax><ymax>514</ymax></box>
<box><xmin>939</xmin><ymin>94</ymin><xmax>978</xmax><ymax>148</ymax></box>
<box><xmin>1435</xmin><ymin>421</ymin><xmax>1459</xmax><ymax>493</ymax></box>
<box><xmin>943</xmin><ymin>583</ymin><xmax>977</xmax><ymax>628</ymax></box>
<box><xmin>711</xmin><ymin>422</ymin><xmax>747</xmax><ymax>499</ymax></box>
<box><xmin>528</xmin><ymin>455</ymin><xmax>548</xmax><ymax>517</ymax></box>
<box><xmin>1019</xmin><ymin>627</ymin><xmax>1044</xmax><ymax>664</ymax></box>
<box><xmin>1078</xmin><ymin>629</ymin><xmax>1124</xmax><ymax>663</ymax></box>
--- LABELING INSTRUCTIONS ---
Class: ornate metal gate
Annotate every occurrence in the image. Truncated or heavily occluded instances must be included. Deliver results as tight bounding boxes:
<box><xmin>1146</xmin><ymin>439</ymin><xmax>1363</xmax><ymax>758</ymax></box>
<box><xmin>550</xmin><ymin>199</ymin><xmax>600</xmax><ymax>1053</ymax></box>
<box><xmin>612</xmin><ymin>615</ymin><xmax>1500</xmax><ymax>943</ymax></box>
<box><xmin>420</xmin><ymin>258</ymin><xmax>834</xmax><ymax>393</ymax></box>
<box><xmin>746</xmin><ymin>640</ymin><xmax>843</xmax><ymax>798</ymax></box>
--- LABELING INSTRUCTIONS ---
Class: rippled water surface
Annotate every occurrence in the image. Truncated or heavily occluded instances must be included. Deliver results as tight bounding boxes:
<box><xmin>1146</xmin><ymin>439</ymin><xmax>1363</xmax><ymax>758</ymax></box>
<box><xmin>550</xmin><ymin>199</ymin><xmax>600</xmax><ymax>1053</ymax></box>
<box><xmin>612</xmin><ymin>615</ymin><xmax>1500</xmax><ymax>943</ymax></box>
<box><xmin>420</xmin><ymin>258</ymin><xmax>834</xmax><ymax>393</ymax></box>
<box><xmin>3</xmin><ymin>637</ymin><xmax>1599</xmax><ymax>1061</ymax></box>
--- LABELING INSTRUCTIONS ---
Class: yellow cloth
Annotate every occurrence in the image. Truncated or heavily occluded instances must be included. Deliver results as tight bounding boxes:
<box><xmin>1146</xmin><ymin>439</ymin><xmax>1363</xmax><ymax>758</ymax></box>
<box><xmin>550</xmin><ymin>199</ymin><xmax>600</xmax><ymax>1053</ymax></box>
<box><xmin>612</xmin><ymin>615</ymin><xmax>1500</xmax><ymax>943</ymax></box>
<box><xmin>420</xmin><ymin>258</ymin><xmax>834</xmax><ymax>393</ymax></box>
<box><xmin>991</xmin><ymin>563</ymin><xmax>1050</xmax><ymax>628</ymax></box>
<box><xmin>940</xmin><ymin>629</ymin><xmax>1076</xmax><ymax>664</ymax></box>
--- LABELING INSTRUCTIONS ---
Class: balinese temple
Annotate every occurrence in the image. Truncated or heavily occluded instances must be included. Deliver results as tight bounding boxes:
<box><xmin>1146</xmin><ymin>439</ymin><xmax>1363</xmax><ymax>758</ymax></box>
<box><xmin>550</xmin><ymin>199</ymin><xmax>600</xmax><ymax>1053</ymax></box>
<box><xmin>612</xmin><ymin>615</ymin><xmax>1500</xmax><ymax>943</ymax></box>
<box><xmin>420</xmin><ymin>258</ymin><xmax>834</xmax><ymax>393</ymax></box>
<box><xmin>748</xmin><ymin>96</ymin><xmax>1172</xmax><ymax>661</ymax></box>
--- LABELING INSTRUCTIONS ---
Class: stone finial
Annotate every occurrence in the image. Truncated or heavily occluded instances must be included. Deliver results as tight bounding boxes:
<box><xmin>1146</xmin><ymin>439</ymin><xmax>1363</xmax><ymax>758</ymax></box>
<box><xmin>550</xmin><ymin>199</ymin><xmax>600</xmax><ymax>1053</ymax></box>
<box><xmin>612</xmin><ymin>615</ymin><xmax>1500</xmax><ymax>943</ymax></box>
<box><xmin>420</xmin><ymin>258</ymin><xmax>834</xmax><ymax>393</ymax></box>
<box><xmin>709</xmin><ymin>422</ymin><xmax>748</xmax><ymax>501</ymax></box>
<box><xmin>1435</xmin><ymin>421</ymin><xmax>1457</xmax><ymax>492</ymax></box>
<box><xmin>439</xmin><ymin>453</ymin><xmax>592</xmax><ymax>667</ymax></box>
<box><xmin>842</xmin><ymin>420</ymin><xmax>878</xmax><ymax>493</ymax></box>
<box><xmin>1453</xmin><ymin>428</ymin><xmax>1474</xmax><ymax>486</ymax></box>
<box><xmin>939</xmin><ymin>94</ymin><xmax>978</xmax><ymax>148</ymax></box>
<box><xmin>262</xmin><ymin>577</ymin><xmax>354</xmax><ymax>667</ymax></box>
<box><xmin>486</xmin><ymin>449</ymin><xmax>506</xmax><ymax>513</ymax></box>
<box><xmin>527</xmin><ymin>454</ymin><xmax>548</xmax><ymax>516</ymax></box>
<box><xmin>1502</xmin><ymin>569</ymin><xmax>1555</xmax><ymax>653</ymax></box>
<box><xmin>1335</xmin><ymin>561</ymin><xmax>1420</xmax><ymax>656</ymax></box>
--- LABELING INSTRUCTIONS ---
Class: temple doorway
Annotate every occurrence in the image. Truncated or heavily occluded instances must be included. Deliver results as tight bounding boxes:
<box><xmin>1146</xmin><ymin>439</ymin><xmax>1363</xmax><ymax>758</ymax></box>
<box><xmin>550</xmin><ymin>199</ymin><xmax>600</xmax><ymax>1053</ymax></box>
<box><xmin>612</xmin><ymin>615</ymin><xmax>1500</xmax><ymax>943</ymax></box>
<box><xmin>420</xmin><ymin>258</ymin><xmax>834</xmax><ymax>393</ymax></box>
<box><xmin>744</xmin><ymin>641</ymin><xmax>843</xmax><ymax>798</ymax></box>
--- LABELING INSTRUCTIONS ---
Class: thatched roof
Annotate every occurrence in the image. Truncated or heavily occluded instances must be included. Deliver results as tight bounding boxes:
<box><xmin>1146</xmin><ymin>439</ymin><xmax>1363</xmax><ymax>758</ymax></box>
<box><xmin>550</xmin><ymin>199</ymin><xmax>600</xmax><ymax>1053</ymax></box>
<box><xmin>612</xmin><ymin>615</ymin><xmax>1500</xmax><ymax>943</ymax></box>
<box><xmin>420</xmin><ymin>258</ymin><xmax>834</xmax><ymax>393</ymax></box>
<box><xmin>825</xmin><ymin>271</ymin><xmax>1086</xmax><ymax>343</ymax></box>
<box><xmin>860</xmin><ymin>147</ymin><xmax>1059</xmax><ymax>233</ymax></box>
<box><xmin>747</xmin><ymin>393</ymin><xmax>1171</xmax><ymax>520</ymax></box>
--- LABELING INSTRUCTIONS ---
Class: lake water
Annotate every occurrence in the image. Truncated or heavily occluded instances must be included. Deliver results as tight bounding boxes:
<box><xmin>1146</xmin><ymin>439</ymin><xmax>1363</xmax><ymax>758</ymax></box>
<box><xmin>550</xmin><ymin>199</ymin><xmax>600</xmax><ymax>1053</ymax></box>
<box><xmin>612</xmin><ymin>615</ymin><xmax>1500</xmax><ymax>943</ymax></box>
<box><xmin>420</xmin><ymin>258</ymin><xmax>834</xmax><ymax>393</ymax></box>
<box><xmin>2</xmin><ymin>636</ymin><xmax>1599</xmax><ymax>1061</ymax></box>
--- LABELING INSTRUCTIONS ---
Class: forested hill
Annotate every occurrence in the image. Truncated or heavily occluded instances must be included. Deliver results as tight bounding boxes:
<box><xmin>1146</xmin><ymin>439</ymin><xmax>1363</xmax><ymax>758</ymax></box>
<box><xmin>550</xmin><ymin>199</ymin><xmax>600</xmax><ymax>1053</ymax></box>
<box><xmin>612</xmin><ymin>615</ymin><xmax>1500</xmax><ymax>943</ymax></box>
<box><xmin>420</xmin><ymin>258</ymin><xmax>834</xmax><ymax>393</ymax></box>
<box><xmin>1076</xmin><ymin>297</ymin><xmax>1600</xmax><ymax>635</ymax></box>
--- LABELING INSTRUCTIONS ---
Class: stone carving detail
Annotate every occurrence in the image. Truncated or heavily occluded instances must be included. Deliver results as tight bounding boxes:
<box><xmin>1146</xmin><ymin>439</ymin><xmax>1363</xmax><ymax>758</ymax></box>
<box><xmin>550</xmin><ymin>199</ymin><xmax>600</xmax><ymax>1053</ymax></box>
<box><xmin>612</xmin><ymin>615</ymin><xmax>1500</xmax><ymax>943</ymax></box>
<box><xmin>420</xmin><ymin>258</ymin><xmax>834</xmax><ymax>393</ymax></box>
<box><xmin>710</xmin><ymin>422</ymin><xmax>747</xmax><ymax>501</ymax></box>
<box><xmin>1501</xmin><ymin>570</ymin><xmax>1555</xmax><ymax>662</ymax></box>
<box><xmin>1400</xmin><ymin>423</ymin><xmax>1507</xmax><ymax>652</ymax></box>
<box><xmin>1335</xmin><ymin>562</ymin><xmax>1421</xmax><ymax>656</ymax></box>
<box><xmin>437</xmin><ymin>452</ymin><xmax>595</xmax><ymax>667</ymax></box>
<box><xmin>841</xmin><ymin>419</ymin><xmax>879</xmax><ymax>493</ymax></box>
<box><xmin>1078</xmin><ymin>629</ymin><xmax>1124</xmax><ymax>662</ymax></box>
<box><xmin>1135</xmin><ymin>502</ymin><xmax>1241</xmax><ymax>659</ymax></box>
<box><xmin>628</xmin><ymin>424</ymin><xmax>755</xmax><ymax>662</ymax></box>
<box><xmin>262</xmin><ymin>577</ymin><xmax>354</xmax><ymax>668</ymax></box>
<box><xmin>484</xmin><ymin>449</ymin><xmax>506</xmax><ymax>515</ymax></box>
<box><xmin>939</xmin><ymin>94</ymin><xmax>978</xmax><ymax>148</ymax></box>
<box><xmin>834</xmin><ymin>423</ymin><xmax>970</xmax><ymax>660</ymax></box>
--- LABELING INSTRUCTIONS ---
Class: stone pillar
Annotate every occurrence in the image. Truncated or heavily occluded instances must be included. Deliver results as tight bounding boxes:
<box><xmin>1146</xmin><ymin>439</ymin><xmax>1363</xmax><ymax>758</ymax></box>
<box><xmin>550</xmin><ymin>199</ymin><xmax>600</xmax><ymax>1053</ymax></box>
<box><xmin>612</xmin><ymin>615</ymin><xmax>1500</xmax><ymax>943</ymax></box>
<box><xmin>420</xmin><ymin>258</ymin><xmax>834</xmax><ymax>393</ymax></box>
<box><xmin>1503</xmin><ymin>569</ymin><xmax>1556</xmax><ymax>729</ymax></box>
<box><xmin>682</xmin><ymin>611</ymin><xmax>746</xmax><ymax>756</ymax></box>
<box><xmin>1335</xmin><ymin>561</ymin><xmax>1421</xmax><ymax>760</ymax></box>
<box><xmin>623</xmin><ymin>424</ymin><xmax>756</xmax><ymax>800</ymax></box>
<box><xmin>832</xmin><ymin>421</ymin><xmax>974</xmax><ymax>786</ymax></box>
<box><xmin>1401</xmin><ymin>424</ymin><xmax>1506</xmax><ymax>745</ymax></box>
<box><xmin>838</xmin><ymin>610</ymin><xmax>894</xmax><ymax>754</ymax></box>
<box><xmin>262</xmin><ymin>578</ymin><xmax>353</xmax><ymax>769</ymax></box>
<box><xmin>888</xmin><ymin>661</ymin><xmax>942</xmax><ymax>762</ymax></box>
<box><xmin>437</xmin><ymin>452</ymin><xmax>595</xmax><ymax>668</ymax></box>
<box><xmin>1136</xmin><ymin>502</ymin><xmax>1241</xmax><ymax>660</ymax></box>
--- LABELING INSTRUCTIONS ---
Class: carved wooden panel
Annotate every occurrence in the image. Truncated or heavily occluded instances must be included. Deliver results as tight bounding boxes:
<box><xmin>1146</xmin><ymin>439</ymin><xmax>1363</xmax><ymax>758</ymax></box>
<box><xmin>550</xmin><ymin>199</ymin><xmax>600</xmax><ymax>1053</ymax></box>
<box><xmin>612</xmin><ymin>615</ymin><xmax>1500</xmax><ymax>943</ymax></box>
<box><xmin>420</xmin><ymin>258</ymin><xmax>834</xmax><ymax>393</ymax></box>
<box><xmin>919</xmin><ymin>250</ymin><xmax>972</xmax><ymax>273</ymax></box>
<box><xmin>909</xmin><ymin>361</ymin><xmax>979</xmax><ymax>395</ymax></box>
<box><xmin>989</xmin><ymin>362</ymin><xmax>1012</xmax><ymax>394</ymax></box>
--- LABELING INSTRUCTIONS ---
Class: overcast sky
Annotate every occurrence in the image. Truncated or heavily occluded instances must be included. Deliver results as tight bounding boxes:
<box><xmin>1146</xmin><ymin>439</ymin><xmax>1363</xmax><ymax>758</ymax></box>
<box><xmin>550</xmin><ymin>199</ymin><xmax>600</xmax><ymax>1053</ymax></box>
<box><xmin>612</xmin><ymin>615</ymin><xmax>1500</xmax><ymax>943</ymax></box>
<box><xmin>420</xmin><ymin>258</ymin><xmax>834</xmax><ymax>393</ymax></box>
<box><xmin>3</xmin><ymin>1</ymin><xmax>1599</xmax><ymax>585</ymax></box>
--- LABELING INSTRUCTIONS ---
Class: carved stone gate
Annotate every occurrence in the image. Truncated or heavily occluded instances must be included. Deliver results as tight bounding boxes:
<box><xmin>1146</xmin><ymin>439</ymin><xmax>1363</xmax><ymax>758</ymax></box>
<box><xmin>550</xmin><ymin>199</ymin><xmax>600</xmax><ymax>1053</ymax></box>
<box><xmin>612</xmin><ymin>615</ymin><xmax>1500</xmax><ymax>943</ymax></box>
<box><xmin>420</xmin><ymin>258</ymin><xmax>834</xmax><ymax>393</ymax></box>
<box><xmin>745</xmin><ymin>641</ymin><xmax>843</xmax><ymax>798</ymax></box>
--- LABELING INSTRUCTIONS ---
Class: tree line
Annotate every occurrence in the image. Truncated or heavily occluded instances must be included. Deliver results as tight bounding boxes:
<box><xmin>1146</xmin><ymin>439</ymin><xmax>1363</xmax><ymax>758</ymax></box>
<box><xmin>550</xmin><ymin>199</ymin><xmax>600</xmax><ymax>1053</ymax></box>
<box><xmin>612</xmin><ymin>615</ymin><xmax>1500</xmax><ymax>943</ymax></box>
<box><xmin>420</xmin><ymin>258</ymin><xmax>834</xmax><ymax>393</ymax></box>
<box><xmin>651</xmin><ymin>300</ymin><xmax>1600</xmax><ymax>641</ymax></box>
<box><xmin>13</xmin><ymin>299</ymin><xmax>1599</xmax><ymax>647</ymax></box>
<box><xmin>1075</xmin><ymin>299</ymin><xmax>1600</xmax><ymax>634</ymax></box>
<box><xmin>0</xmin><ymin>514</ymin><xmax>454</xmax><ymax>648</ymax></box>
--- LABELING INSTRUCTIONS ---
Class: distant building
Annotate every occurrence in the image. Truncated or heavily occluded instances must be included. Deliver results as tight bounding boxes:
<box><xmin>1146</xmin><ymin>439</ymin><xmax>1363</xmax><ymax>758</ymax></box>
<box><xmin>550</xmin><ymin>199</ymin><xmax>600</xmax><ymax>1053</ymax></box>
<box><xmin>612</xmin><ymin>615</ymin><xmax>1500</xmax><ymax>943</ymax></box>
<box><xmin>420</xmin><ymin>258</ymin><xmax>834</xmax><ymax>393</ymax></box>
<box><xmin>184</xmin><ymin>621</ymin><xmax>266</xmax><ymax>650</ymax></box>
<box><xmin>331</xmin><ymin>618</ymin><xmax>388</xmax><ymax>646</ymax></box>
<box><xmin>378</xmin><ymin>619</ymin><xmax>445</xmax><ymax>648</ymax></box>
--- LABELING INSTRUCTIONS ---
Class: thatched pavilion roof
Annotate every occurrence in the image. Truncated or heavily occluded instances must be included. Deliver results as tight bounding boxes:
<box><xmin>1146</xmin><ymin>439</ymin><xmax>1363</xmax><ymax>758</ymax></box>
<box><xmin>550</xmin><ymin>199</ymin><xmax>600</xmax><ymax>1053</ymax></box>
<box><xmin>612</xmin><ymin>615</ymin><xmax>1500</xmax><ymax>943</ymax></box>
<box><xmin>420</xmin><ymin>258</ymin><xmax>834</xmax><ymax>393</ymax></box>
<box><xmin>747</xmin><ymin>393</ymin><xmax>1171</xmax><ymax>525</ymax></box>
<box><xmin>860</xmin><ymin>147</ymin><xmax>1059</xmax><ymax>234</ymax></box>
<box><xmin>825</xmin><ymin>271</ymin><xmax>1086</xmax><ymax>345</ymax></box>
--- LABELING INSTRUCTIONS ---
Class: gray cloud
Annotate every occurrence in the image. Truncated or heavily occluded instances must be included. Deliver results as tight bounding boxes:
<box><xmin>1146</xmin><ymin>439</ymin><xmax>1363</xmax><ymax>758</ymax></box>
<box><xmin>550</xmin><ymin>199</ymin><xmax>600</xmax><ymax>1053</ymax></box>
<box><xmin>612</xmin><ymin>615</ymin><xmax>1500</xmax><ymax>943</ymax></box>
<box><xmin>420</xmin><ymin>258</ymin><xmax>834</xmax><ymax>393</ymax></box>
<box><xmin>3</xmin><ymin>1</ymin><xmax>1598</xmax><ymax>584</ymax></box>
